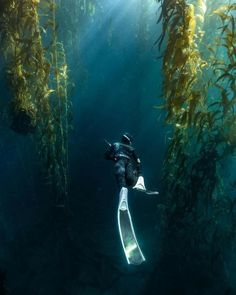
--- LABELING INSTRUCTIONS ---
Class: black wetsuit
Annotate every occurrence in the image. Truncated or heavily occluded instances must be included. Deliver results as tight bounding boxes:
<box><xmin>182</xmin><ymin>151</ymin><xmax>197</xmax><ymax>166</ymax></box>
<box><xmin>105</xmin><ymin>142</ymin><xmax>141</xmax><ymax>189</ymax></box>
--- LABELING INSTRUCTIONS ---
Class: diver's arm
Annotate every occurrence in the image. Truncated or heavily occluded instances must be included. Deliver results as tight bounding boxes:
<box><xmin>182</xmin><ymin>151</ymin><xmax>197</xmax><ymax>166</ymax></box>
<box><xmin>133</xmin><ymin>150</ymin><xmax>141</xmax><ymax>164</ymax></box>
<box><xmin>104</xmin><ymin>143</ymin><xmax>118</xmax><ymax>161</ymax></box>
<box><xmin>104</xmin><ymin>144</ymin><xmax>114</xmax><ymax>160</ymax></box>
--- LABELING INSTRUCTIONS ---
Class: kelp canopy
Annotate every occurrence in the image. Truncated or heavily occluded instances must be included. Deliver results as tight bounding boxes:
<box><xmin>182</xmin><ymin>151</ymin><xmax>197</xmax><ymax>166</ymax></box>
<box><xmin>155</xmin><ymin>0</ymin><xmax>236</xmax><ymax>292</ymax></box>
<box><xmin>0</xmin><ymin>0</ymin><xmax>71</xmax><ymax>207</ymax></box>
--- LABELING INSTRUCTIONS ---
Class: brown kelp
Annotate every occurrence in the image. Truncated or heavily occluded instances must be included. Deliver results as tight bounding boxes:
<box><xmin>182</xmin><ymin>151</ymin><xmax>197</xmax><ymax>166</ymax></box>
<box><xmin>57</xmin><ymin>0</ymin><xmax>96</xmax><ymax>50</ymax></box>
<box><xmin>54</xmin><ymin>0</ymin><xmax>96</xmax><ymax>92</ymax></box>
<box><xmin>38</xmin><ymin>0</ymin><xmax>70</xmax><ymax>205</ymax></box>
<box><xmin>155</xmin><ymin>0</ymin><xmax>236</xmax><ymax>292</ymax></box>
<box><xmin>0</xmin><ymin>0</ymin><xmax>43</xmax><ymax>135</ymax></box>
<box><xmin>213</xmin><ymin>4</ymin><xmax>236</xmax><ymax>155</ymax></box>
<box><xmin>158</xmin><ymin>0</ymin><xmax>208</xmax><ymax>203</ymax></box>
<box><xmin>0</xmin><ymin>0</ymin><xmax>70</xmax><ymax>207</ymax></box>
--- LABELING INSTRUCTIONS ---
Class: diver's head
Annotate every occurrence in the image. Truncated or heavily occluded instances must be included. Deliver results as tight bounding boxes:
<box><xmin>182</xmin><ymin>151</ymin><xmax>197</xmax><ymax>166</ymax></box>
<box><xmin>121</xmin><ymin>132</ymin><xmax>133</xmax><ymax>145</ymax></box>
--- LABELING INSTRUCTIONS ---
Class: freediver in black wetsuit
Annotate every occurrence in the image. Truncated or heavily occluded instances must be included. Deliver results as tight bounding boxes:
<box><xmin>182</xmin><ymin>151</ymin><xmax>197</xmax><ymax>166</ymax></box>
<box><xmin>105</xmin><ymin>133</ymin><xmax>158</xmax><ymax>265</ymax></box>
<box><xmin>104</xmin><ymin>133</ymin><xmax>144</xmax><ymax>191</ymax></box>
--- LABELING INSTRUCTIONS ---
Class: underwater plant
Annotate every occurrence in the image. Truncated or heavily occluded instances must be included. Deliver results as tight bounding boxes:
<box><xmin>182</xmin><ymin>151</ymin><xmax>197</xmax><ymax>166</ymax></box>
<box><xmin>157</xmin><ymin>0</ymin><xmax>236</xmax><ymax>220</ymax></box>
<box><xmin>0</xmin><ymin>0</ymin><xmax>71</xmax><ymax>207</ymax></box>
<box><xmin>0</xmin><ymin>0</ymin><xmax>42</xmax><ymax>135</ymax></box>
<box><xmin>154</xmin><ymin>0</ymin><xmax>236</xmax><ymax>292</ymax></box>
<box><xmin>45</xmin><ymin>0</ymin><xmax>70</xmax><ymax>204</ymax></box>
<box><xmin>213</xmin><ymin>4</ymin><xmax>236</xmax><ymax>153</ymax></box>
<box><xmin>57</xmin><ymin>0</ymin><xmax>96</xmax><ymax>48</ymax></box>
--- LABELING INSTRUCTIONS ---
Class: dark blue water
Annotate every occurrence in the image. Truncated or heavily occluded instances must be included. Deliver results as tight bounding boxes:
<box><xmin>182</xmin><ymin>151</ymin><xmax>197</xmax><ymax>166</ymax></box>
<box><xmin>0</xmin><ymin>1</ymin><xmax>167</xmax><ymax>294</ymax></box>
<box><xmin>1</xmin><ymin>1</ymin><xmax>236</xmax><ymax>294</ymax></box>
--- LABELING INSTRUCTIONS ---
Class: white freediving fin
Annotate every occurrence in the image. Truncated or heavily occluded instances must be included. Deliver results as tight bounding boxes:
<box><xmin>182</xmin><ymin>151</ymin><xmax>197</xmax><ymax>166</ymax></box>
<box><xmin>133</xmin><ymin>176</ymin><xmax>159</xmax><ymax>195</ymax></box>
<box><xmin>133</xmin><ymin>176</ymin><xmax>146</xmax><ymax>191</ymax></box>
<box><xmin>118</xmin><ymin>187</ymin><xmax>128</xmax><ymax>211</ymax></box>
<box><xmin>117</xmin><ymin>187</ymin><xmax>145</xmax><ymax>265</ymax></box>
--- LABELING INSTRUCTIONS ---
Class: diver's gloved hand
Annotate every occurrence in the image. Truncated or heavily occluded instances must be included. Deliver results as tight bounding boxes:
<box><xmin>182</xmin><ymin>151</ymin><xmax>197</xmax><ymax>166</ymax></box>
<box><xmin>133</xmin><ymin>176</ymin><xmax>146</xmax><ymax>191</ymax></box>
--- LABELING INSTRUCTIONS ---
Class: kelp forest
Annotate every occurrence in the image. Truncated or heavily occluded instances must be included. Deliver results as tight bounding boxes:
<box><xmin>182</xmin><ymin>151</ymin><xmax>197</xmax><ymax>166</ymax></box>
<box><xmin>0</xmin><ymin>0</ymin><xmax>236</xmax><ymax>294</ymax></box>
<box><xmin>0</xmin><ymin>0</ymin><xmax>71</xmax><ymax>207</ymax></box>
<box><xmin>152</xmin><ymin>0</ymin><xmax>236</xmax><ymax>294</ymax></box>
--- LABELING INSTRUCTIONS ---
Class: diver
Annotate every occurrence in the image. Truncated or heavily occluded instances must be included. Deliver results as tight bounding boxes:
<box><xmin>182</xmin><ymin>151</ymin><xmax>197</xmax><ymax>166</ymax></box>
<box><xmin>105</xmin><ymin>133</ymin><xmax>158</xmax><ymax>266</ymax></box>
<box><xmin>104</xmin><ymin>132</ymin><xmax>146</xmax><ymax>192</ymax></box>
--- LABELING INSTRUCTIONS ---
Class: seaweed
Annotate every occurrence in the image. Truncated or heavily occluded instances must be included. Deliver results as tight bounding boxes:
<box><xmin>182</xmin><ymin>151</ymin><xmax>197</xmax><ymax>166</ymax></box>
<box><xmin>155</xmin><ymin>0</ymin><xmax>236</xmax><ymax>291</ymax></box>
<box><xmin>0</xmin><ymin>0</ymin><xmax>71</xmax><ymax>208</ymax></box>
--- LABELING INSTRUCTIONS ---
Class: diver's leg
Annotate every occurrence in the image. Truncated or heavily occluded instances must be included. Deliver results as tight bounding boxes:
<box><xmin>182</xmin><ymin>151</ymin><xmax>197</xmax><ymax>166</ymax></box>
<box><xmin>114</xmin><ymin>159</ymin><xmax>126</xmax><ymax>189</ymax></box>
<box><xmin>126</xmin><ymin>162</ymin><xmax>138</xmax><ymax>187</ymax></box>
